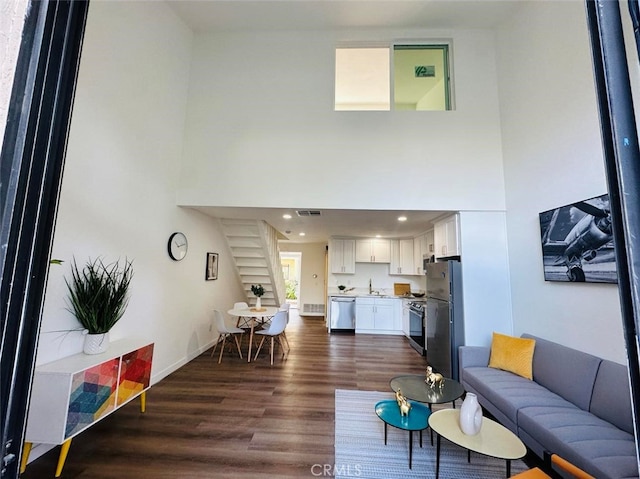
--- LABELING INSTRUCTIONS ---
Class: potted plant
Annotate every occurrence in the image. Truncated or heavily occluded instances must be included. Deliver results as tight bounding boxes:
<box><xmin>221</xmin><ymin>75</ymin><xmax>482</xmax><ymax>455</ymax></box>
<box><xmin>65</xmin><ymin>257</ymin><xmax>134</xmax><ymax>354</ymax></box>
<box><xmin>251</xmin><ymin>284</ymin><xmax>265</xmax><ymax>310</ymax></box>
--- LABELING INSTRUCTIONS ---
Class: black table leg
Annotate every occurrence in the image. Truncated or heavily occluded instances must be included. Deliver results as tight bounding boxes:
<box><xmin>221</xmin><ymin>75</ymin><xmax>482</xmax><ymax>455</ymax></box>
<box><xmin>419</xmin><ymin>429</ymin><xmax>423</xmax><ymax>448</ymax></box>
<box><xmin>409</xmin><ymin>430</ymin><xmax>413</xmax><ymax>469</ymax></box>
<box><xmin>384</xmin><ymin>423</ymin><xmax>387</xmax><ymax>445</ymax></box>
<box><xmin>468</xmin><ymin>449</ymin><xmax>471</xmax><ymax>463</ymax></box>
<box><xmin>435</xmin><ymin>433</ymin><xmax>441</xmax><ymax>479</ymax></box>
<box><xmin>506</xmin><ymin>459</ymin><xmax>511</xmax><ymax>477</ymax></box>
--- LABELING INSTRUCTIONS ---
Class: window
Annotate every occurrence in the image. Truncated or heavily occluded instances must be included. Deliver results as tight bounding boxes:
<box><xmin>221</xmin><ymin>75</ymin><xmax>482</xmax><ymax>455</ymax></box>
<box><xmin>335</xmin><ymin>47</ymin><xmax>390</xmax><ymax>111</ymax></box>
<box><xmin>393</xmin><ymin>45</ymin><xmax>450</xmax><ymax>111</ymax></box>
<box><xmin>334</xmin><ymin>43</ymin><xmax>452</xmax><ymax>111</ymax></box>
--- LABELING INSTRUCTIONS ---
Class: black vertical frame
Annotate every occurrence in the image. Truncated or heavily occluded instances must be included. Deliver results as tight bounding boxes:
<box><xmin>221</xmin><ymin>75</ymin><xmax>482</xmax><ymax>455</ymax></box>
<box><xmin>585</xmin><ymin>0</ymin><xmax>640</xmax><ymax>458</ymax></box>
<box><xmin>0</xmin><ymin>1</ymin><xmax>89</xmax><ymax>478</ymax></box>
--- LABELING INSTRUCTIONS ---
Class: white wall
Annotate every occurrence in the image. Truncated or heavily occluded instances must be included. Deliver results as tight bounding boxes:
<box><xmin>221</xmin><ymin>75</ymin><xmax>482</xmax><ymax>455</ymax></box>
<box><xmin>176</xmin><ymin>26</ymin><xmax>517</xmax><ymax>341</ymax></box>
<box><xmin>459</xmin><ymin>212</ymin><xmax>513</xmax><ymax>346</ymax></box>
<box><xmin>496</xmin><ymin>1</ymin><xmax>625</xmax><ymax>363</ymax></box>
<box><xmin>176</xmin><ymin>28</ymin><xmax>507</xmax><ymax>212</ymax></box>
<box><xmin>37</xmin><ymin>2</ymin><xmax>244</xmax><ymax>380</ymax></box>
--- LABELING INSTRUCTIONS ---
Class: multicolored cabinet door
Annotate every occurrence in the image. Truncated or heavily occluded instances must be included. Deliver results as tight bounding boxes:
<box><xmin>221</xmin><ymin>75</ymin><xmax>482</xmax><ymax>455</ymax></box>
<box><xmin>117</xmin><ymin>343</ymin><xmax>153</xmax><ymax>406</ymax></box>
<box><xmin>65</xmin><ymin>358</ymin><xmax>119</xmax><ymax>438</ymax></box>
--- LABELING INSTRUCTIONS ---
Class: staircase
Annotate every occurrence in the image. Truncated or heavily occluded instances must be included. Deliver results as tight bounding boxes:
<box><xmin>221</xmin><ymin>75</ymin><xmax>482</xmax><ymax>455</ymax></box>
<box><xmin>220</xmin><ymin>219</ymin><xmax>286</xmax><ymax>308</ymax></box>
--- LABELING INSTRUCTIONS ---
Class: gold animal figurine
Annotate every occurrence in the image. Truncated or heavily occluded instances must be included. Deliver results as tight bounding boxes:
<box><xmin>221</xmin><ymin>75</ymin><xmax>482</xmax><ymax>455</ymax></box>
<box><xmin>395</xmin><ymin>388</ymin><xmax>411</xmax><ymax>416</ymax></box>
<box><xmin>425</xmin><ymin>366</ymin><xmax>444</xmax><ymax>389</ymax></box>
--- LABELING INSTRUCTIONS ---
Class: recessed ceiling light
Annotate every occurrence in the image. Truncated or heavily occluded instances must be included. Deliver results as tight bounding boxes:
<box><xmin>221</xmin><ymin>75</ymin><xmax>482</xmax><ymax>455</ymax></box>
<box><xmin>398</xmin><ymin>216</ymin><xmax>407</xmax><ymax>222</ymax></box>
<box><xmin>283</xmin><ymin>214</ymin><xmax>292</xmax><ymax>219</ymax></box>
<box><xmin>299</xmin><ymin>232</ymin><xmax>306</xmax><ymax>236</ymax></box>
<box><xmin>375</xmin><ymin>234</ymin><xmax>381</xmax><ymax>238</ymax></box>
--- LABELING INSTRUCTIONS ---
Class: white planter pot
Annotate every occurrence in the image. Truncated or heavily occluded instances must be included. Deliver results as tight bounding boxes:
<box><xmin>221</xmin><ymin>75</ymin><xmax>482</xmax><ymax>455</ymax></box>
<box><xmin>256</xmin><ymin>297</ymin><xmax>262</xmax><ymax>309</ymax></box>
<box><xmin>83</xmin><ymin>332</ymin><xmax>110</xmax><ymax>355</ymax></box>
<box><xmin>459</xmin><ymin>392</ymin><xmax>483</xmax><ymax>435</ymax></box>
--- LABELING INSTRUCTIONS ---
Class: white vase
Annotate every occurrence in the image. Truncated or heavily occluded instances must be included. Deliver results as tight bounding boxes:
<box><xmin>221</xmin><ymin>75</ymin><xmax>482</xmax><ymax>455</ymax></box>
<box><xmin>83</xmin><ymin>331</ymin><xmax>110</xmax><ymax>355</ymax></box>
<box><xmin>459</xmin><ymin>392</ymin><xmax>483</xmax><ymax>435</ymax></box>
<box><xmin>256</xmin><ymin>297</ymin><xmax>262</xmax><ymax>309</ymax></box>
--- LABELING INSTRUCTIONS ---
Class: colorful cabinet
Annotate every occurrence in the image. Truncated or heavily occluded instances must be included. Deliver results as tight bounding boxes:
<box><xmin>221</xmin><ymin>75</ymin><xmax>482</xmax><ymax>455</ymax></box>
<box><xmin>22</xmin><ymin>340</ymin><xmax>153</xmax><ymax>477</ymax></box>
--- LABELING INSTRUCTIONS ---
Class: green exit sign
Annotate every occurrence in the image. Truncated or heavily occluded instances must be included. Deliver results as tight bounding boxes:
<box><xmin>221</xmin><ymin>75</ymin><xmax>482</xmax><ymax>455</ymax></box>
<box><xmin>415</xmin><ymin>65</ymin><xmax>435</xmax><ymax>78</ymax></box>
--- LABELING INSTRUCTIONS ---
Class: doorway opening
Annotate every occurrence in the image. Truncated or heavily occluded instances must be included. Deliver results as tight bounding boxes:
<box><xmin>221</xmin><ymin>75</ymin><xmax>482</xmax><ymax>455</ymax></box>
<box><xmin>280</xmin><ymin>252</ymin><xmax>301</xmax><ymax>310</ymax></box>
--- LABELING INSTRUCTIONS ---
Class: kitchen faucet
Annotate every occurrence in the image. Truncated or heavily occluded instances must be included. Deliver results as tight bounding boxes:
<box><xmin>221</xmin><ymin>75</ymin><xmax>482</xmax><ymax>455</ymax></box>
<box><xmin>369</xmin><ymin>279</ymin><xmax>373</xmax><ymax>294</ymax></box>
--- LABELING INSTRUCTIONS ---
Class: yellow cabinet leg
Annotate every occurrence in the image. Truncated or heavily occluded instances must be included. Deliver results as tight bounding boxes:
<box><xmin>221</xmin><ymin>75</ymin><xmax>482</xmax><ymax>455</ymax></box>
<box><xmin>140</xmin><ymin>390</ymin><xmax>146</xmax><ymax>413</ymax></box>
<box><xmin>55</xmin><ymin>439</ymin><xmax>72</xmax><ymax>477</ymax></box>
<box><xmin>20</xmin><ymin>442</ymin><xmax>32</xmax><ymax>473</ymax></box>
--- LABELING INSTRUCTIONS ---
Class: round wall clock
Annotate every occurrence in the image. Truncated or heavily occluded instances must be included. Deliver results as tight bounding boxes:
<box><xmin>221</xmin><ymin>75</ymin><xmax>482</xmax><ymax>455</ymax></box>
<box><xmin>168</xmin><ymin>232</ymin><xmax>188</xmax><ymax>261</ymax></box>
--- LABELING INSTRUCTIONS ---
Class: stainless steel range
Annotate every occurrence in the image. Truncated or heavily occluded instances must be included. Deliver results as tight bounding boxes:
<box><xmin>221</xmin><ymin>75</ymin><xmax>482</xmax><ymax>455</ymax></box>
<box><xmin>407</xmin><ymin>300</ymin><xmax>426</xmax><ymax>355</ymax></box>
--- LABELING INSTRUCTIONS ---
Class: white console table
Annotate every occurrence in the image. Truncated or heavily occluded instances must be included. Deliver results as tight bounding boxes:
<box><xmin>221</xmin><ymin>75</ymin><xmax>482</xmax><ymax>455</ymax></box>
<box><xmin>21</xmin><ymin>339</ymin><xmax>154</xmax><ymax>477</ymax></box>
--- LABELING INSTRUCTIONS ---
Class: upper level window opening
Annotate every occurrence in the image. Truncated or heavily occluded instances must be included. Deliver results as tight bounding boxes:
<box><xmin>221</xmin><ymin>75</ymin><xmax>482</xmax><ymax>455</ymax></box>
<box><xmin>335</xmin><ymin>47</ymin><xmax>390</xmax><ymax>111</ymax></box>
<box><xmin>335</xmin><ymin>43</ymin><xmax>452</xmax><ymax>111</ymax></box>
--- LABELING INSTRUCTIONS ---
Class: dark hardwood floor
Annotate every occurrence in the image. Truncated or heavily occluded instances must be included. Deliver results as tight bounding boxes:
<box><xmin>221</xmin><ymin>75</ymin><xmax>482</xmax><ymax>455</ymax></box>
<box><xmin>21</xmin><ymin>309</ymin><xmax>430</xmax><ymax>478</ymax></box>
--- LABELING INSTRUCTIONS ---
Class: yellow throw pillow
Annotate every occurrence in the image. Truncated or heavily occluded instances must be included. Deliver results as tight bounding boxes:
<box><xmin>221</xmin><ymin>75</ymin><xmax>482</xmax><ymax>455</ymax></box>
<box><xmin>488</xmin><ymin>332</ymin><xmax>536</xmax><ymax>380</ymax></box>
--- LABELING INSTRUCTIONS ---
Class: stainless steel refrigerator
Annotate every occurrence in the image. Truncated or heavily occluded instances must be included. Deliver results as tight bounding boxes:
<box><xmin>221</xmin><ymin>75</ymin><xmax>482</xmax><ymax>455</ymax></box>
<box><xmin>425</xmin><ymin>259</ymin><xmax>464</xmax><ymax>380</ymax></box>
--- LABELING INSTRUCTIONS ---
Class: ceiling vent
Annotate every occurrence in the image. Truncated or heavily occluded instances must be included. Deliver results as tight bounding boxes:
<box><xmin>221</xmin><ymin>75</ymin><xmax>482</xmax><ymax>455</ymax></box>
<box><xmin>296</xmin><ymin>210</ymin><xmax>322</xmax><ymax>217</ymax></box>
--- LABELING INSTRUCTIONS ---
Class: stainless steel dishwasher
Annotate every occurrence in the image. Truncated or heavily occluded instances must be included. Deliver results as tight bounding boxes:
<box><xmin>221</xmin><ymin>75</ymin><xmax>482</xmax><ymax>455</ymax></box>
<box><xmin>330</xmin><ymin>296</ymin><xmax>356</xmax><ymax>332</ymax></box>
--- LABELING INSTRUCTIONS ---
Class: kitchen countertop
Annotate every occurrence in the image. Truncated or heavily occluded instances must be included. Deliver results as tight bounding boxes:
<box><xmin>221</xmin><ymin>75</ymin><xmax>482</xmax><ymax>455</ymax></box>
<box><xmin>329</xmin><ymin>292</ymin><xmax>425</xmax><ymax>300</ymax></box>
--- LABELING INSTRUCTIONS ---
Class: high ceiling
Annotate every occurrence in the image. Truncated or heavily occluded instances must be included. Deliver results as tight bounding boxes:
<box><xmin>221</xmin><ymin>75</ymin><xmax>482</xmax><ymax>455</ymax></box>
<box><xmin>167</xmin><ymin>0</ymin><xmax>524</xmax><ymax>242</ymax></box>
<box><xmin>167</xmin><ymin>1</ymin><xmax>525</xmax><ymax>33</ymax></box>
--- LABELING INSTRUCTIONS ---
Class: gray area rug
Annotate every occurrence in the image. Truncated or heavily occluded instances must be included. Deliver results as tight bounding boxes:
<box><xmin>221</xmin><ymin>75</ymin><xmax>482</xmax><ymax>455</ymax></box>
<box><xmin>334</xmin><ymin>389</ymin><xmax>529</xmax><ymax>479</ymax></box>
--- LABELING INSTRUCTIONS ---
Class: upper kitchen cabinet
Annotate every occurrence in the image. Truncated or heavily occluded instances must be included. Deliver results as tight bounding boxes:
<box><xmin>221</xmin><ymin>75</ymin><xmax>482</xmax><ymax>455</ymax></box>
<box><xmin>390</xmin><ymin>239</ymin><xmax>415</xmax><ymax>275</ymax></box>
<box><xmin>329</xmin><ymin>238</ymin><xmax>356</xmax><ymax>274</ymax></box>
<box><xmin>355</xmin><ymin>239</ymin><xmax>391</xmax><ymax>263</ymax></box>
<box><xmin>413</xmin><ymin>231</ymin><xmax>433</xmax><ymax>275</ymax></box>
<box><xmin>433</xmin><ymin>214</ymin><xmax>460</xmax><ymax>258</ymax></box>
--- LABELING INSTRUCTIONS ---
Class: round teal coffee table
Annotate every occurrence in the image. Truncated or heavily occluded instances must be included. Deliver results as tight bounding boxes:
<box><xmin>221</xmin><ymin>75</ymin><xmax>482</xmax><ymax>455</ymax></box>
<box><xmin>374</xmin><ymin>399</ymin><xmax>431</xmax><ymax>469</ymax></box>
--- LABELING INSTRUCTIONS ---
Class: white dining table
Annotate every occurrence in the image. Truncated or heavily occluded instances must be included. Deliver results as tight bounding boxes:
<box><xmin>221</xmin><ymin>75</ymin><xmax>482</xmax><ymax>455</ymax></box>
<box><xmin>227</xmin><ymin>306</ymin><xmax>278</xmax><ymax>362</ymax></box>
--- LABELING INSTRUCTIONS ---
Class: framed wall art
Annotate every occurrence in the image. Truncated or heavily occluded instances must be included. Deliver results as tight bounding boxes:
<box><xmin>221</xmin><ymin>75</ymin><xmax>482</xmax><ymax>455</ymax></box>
<box><xmin>205</xmin><ymin>252</ymin><xmax>218</xmax><ymax>281</ymax></box>
<box><xmin>538</xmin><ymin>193</ymin><xmax>616</xmax><ymax>283</ymax></box>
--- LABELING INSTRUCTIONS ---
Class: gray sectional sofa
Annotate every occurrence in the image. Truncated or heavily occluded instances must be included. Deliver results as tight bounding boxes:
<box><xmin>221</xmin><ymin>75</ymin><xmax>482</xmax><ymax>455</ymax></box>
<box><xmin>459</xmin><ymin>334</ymin><xmax>638</xmax><ymax>479</ymax></box>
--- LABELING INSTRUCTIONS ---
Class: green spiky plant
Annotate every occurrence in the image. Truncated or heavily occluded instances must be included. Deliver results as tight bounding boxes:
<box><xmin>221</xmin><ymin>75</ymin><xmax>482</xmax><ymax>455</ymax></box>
<box><xmin>65</xmin><ymin>258</ymin><xmax>134</xmax><ymax>334</ymax></box>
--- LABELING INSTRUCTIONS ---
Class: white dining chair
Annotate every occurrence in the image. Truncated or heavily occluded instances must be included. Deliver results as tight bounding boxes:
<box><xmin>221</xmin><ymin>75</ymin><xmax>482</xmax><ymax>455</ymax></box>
<box><xmin>253</xmin><ymin>310</ymin><xmax>289</xmax><ymax>365</ymax></box>
<box><xmin>279</xmin><ymin>303</ymin><xmax>291</xmax><ymax>350</ymax></box>
<box><xmin>233</xmin><ymin>301</ymin><xmax>253</xmax><ymax>329</ymax></box>
<box><xmin>211</xmin><ymin>310</ymin><xmax>245</xmax><ymax>364</ymax></box>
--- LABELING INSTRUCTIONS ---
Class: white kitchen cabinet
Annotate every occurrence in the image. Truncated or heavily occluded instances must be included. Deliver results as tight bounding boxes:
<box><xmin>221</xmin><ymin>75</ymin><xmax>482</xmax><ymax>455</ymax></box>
<box><xmin>413</xmin><ymin>233</ymin><xmax>429</xmax><ymax>275</ymax></box>
<box><xmin>390</xmin><ymin>239</ymin><xmax>415</xmax><ymax>275</ymax></box>
<box><xmin>329</xmin><ymin>238</ymin><xmax>356</xmax><ymax>274</ymax></box>
<box><xmin>355</xmin><ymin>238</ymin><xmax>391</xmax><ymax>263</ymax></box>
<box><xmin>355</xmin><ymin>298</ymin><xmax>375</xmax><ymax>330</ymax></box>
<box><xmin>402</xmin><ymin>299</ymin><xmax>411</xmax><ymax>337</ymax></box>
<box><xmin>433</xmin><ymin>214</ymin><xmax>460</xmax><ymax>258</ymax></box>
<box><xmin>355</xmin><ymin>297</ymin><xmax>402</xmax><ymax>334</ymax></box>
